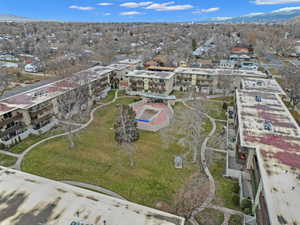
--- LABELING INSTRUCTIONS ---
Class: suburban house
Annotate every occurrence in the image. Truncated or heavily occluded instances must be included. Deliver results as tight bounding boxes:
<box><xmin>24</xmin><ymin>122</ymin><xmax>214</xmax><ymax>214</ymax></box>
<box><xmin>118</xmin><ymin>59</ymin><xmax>143</xmax><ymax>70</ymax></box>
<box><xmin>122</xmin><ymin>70</ymin><xmax>175</xmax><ymax>95</ymax></box>
<box><xmin>219</xmin><ymin>60</ymin><xmax>236</xmax><ymax>69</ymax></box>
<box><xmin>231</xmin><ymin>47</ymin><xmax>250</xmax><ymax>54</ymax></box>
<box><xmin>24</xmin><ymin>63</ymin><xmax>40</xmax><ymax>73</ymax></box>
<box><xmin>240</xmin><ymin>62</ymin><xmax>259</xmax><ymax>71</ymax></box>
<box><xmin>226</xmin><ymin>78</ymin><xmax>300</xmax><ymax>225</ymax></box>
<box><xmin>0</xmin><ymin>166</ymin><xmax>185</xmax><ymax>225</ymax></box>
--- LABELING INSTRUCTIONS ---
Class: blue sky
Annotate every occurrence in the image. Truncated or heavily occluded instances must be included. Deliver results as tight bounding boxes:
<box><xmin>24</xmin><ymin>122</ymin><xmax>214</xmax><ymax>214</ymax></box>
<box><xmin>1</xmin><ymin>0</ymin><xmax>300</xmax><ymax>22</ymax></box>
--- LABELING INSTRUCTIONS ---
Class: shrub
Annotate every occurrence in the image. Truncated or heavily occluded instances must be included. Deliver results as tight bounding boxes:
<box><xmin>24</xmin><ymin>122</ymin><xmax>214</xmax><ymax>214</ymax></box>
<box><xmin>232</xmin><ymin>194</ymin><xmax>240</xmax><ymax>207</ymax></box>
<box><xmin>232</xmin><ymin>182</ymin><xmax>240</xmax><ymax>194</ymax></box>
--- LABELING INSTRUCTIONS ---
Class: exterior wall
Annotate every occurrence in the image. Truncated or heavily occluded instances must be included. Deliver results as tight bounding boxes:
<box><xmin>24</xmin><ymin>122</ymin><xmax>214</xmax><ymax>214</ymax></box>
<box><xmin>0</xmin><ymin>109</ymin><xmax>28</xmax><ymax>145</ymax></box>
<box><xmin>175</xmin><ymin>73</ymin><xmax>216</xmax><ymax>94</ymax></box>
<box><xmin>125</xmin><ymin>76</ymin><xmax>173</xmax><ymax>95</ymax></box>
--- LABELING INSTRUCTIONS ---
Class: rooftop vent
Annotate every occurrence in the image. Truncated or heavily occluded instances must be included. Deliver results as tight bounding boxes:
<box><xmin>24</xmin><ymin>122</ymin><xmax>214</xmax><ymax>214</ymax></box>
<box><xmin>264</xmin><ymin>121</ymin><xmax>273</xmax><ymax>131</ymax></box>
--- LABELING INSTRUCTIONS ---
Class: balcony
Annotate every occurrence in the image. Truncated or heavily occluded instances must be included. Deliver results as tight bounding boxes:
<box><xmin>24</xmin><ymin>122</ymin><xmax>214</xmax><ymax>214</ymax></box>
<box><xmin>32</xmin><ymin>113</ymin><xmax>54</xmax><ymax>126</ymax></box>
<box><xmin>29</xmin><ymin>103</ymin><xmax>53</xmax><ymax>117</ymax></box>
<box><xmin>0</xmin><ymin>113</ymin><xmax>23</xmax><ymax>127</ymax></box>
<box><xmin>0</xmin><ymin>123</ymin><xmax>27</xmax><ymax>140</ymax></box>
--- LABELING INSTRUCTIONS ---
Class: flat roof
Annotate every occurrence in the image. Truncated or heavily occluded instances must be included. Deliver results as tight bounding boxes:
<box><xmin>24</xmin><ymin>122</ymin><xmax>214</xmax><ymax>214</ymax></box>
<box><xmin>236</xmin><ymin>89</ymin><xmax>300</xmax><ymax>225</ymax></box>
<box><xmin>174</xmin><ymin>67</ymin><xmax>266</xmax><ymax>78</ymax></box>
<box><xmin>0</xmin><ymin>166</ymin><xmax>184</xmax><ymax>225</ymax></box>
<box><xmin>108</xmin><ymin>63</ymin><xmax>130</xmax><ymax>71</ymax></box>
<box><xmin>0</xmin><ymin>66</ymin><xmax>113</xmax><ymax>115</ymax></box>
<box><xmin>241</xmin><ymin>78</ymin><xmax>286</xmax><ymax>95</ymax></box>
<box><xmin>147</xmin><ymin>66</ymin><xmax>176</xmax><ymax>72</ymax></box>
<box><xmin>126</xmin><ymin>70</ymin><xmax>175</xmax><ymax>80</ymax></box>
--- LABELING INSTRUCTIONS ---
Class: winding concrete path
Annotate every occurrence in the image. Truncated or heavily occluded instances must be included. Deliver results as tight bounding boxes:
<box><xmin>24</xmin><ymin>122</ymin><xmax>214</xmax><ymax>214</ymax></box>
<box><xmin>12</xmin><ymin>90</ymin><xmax>119</xmax><ymax>170</ymax></box>
<box><xmin>61</xmin><ymin>180</ymin><xmax>126</xmax><ymax>200</ymax></box>
<box><xmin>183</xmin><ymin>101</ymin><xmax>216</xmax><ymax>214</ymax></box>
<box><xmin>182</xmin><ymin>100</ymin><xmax>244</xmax><ymax>225</ymax></box>
<box><xmin>0</xmin><ymin>150</ymin><xmax>19</xmax><ymax>158</ymax></box>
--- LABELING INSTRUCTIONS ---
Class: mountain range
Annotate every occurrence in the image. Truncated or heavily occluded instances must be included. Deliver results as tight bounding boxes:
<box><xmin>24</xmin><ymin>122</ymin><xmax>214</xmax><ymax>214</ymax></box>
<box><xmin>201</xmin><ymin>7</ymin><xmax>300</xmax><ymax>24</ymax></box>
<box><xmin>0</xmin><ymin>14</ymin><xmax>35</xmax><ymax>22</ymax></box>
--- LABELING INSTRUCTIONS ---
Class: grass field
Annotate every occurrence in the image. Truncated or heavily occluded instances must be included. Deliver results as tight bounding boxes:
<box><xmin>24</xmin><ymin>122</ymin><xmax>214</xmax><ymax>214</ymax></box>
<box><xmin>22</xmin><ymin>97</ymin><xmax>198</xmax><ymax>208</ymax></box>
<box><xmin>208</xmin><ymin>151</ymin><xmax>240</xmax><ymax>210</ymax></box>
<box><xmin>9</xmin><ymin>127</ymin><xmax>64</xmax><ymax>154</ymax></box>
<box><xmin>207</xmin><ymin>121</ymin><xmax>227</xmax><ymax>149</ymax></box>
<box><xmin>201</xmin><ymin>100</ymin><xmax>227</xmax><ymax>120</ymax></box>
<box><xmin>0</xmin><ymin>154</ymin><xmax>17</xmax><ymax>167</ymax></box>
<box><xmin>195</xmin><ymin>208</ymin><xmax>224</xmax><ymax>225</ymax></box>
<box><xmin>229</xmin><ymin>214</ymin><xmax>243</xmax><ymax>225</ymax></box>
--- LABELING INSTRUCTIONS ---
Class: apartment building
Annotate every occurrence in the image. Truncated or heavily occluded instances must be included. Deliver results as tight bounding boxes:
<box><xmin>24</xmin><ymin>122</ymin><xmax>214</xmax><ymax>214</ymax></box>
<box><xmin>174</xmin><ymin>67</ymin><xmax>267</xmax><ymax>94</ymax></box>
<box><xmin>226</xmin><ymin>78</ymin><xmax>300</xmax><ymax>225</ymax></box>
<box><xmin>0</xmin><ymin>65</ymin><xmax>114</xmax><ymax>147</ymax></box>
<box><xmin>123</xmin><ymin>70</ymin><xmax>175</xmax><ymax>95</ymax></box>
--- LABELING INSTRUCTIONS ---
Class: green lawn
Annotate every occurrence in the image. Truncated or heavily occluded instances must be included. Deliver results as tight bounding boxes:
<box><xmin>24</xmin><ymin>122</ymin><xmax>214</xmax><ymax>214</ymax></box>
<box><xmin>207</xmin><ymin>121</ymin><xmax>226</xmax><ymax>149</ymax></box>
<box><xmin>102</xmin><ymin>90</ymin><xmax>116</xmax><ymax>103</ymax></box>
<box><xmin>195</xmin><ymin>208</ymin><xmax>224</xmax><ymax>225</ymax></box>
<box><xmin>0</xmin><ymin>154</ymin><xmax>17</xmax><ymax>167</ymax></box>
<box><xmin>201</xmin><ymin>100</ymin><xmax>227</xmax><ymax>120</ymax></box>
<box><xmin>9</xmin><ymin>127</ymin><xmax>64</xmax><ymax>154</ymax></box>
<box><xmin>22</xmin><ymin>97</ymin><xmax>198</xmax><ymax>208</ymax></box>
<box><xmin>209</xmin><ymin>152</ymin><xmax>240</xmax><ymax>210</ymax></box>
<box><xmin>208</xmin><ymin>96</ymin><xmax>234</xmax><ymax>103</ymax></box>
<box><xmin>228</xmin><ymin>214</ymin><xmax>243</xmax><ymax>225</ymax></box>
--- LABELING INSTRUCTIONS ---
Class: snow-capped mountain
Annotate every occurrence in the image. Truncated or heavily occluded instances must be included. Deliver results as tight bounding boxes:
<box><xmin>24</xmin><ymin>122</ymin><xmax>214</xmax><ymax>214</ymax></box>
<box><xmin>0</xmin><ymin>14</ymin><xmax>35</xmax><ymax>22</ymax></box>
<box><xmin>202</xmin><ymin>7</ymin><xmax>300</xmax><ymax>23</ymax></box>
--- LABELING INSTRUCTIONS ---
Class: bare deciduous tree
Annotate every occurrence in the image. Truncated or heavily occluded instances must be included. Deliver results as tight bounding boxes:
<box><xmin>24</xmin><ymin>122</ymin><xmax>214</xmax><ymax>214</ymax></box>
<box><xmin>114</xmin><ymin>104</ymin><xmax>139</xmax><ymax>167</ymax></box>
<box><xmin>56</xmin><ymin>80</ymin><xmax>91</xmax><ymax>149</ymax></box>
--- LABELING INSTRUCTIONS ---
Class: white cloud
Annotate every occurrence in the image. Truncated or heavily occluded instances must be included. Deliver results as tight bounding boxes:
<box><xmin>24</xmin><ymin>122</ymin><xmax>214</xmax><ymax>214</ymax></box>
<box><xmin>254</xmin><ymin>0</ymin><xmax>300</xmax><ymax>5</ymax></box>
<box><xmin>120</xmin><ymin>2</ymin><xmax>152</xmax><ymax>8</ymax></box>
<box><xmin>69</xmin><ymin>5</ymin><xmax>95</xmax><ymax>10</ymax></box>
<box><xmin>244</xmin><ymin>12</ymin><xmax>264</xmax><ymax>16</ymax></box>
<box><xmin>272</xmin><ymin>6</ymin><xmax>300</xmax><ymax>12</ymax></box>
<box><xmin>97</xmin><ymin>3</ymin><xmax>113</xmax><ymax>6</ymax></box>
<box><xmin>104</xmin><ymin>12</ymin><xmax>112</xmax><ymax>16</ymax></box>
<box><xmin>209</xmin><ymin>17</ymin><xmax>232</xmax><ymax>21</ymax></box>
<box><xmin>193</xmin><ymin>7</ymin><xmax>220</xmax><ymax>14</ymax></box>
<box><xmin>146</xmin><ymin>1</ymin><xmax>193</xmax><ymax>11</ymax></box>
<box><xmin>120</xmin><ymin>11</ymin><xmax>143</xmax><ymax>15</ymax></box>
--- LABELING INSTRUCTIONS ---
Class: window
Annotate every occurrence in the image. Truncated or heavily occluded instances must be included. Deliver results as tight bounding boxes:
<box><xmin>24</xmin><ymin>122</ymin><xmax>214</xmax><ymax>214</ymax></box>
<box><xmin>255</xmin><ymin>96</ymin><xmax>262</xmax><ymax>102</ymax></box>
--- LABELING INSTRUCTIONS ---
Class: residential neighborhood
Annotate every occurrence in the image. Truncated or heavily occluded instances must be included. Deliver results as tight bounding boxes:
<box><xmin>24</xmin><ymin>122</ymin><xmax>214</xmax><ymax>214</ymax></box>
<box><xmin>0</xmin><ymin>2</ymin><xmax>300</xmax><ymax>225</ymax></box>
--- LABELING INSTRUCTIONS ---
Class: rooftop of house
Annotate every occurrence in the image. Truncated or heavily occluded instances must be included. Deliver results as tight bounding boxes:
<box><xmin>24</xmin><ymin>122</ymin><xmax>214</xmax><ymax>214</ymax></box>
<box><xmin>126</xmin><ymin>70</ymin><xmax>175</xmax><ymax>80</ymax></box>
<box><xmin>118</xmin><ymin>59</ymin><xmax>142</xmax><ymax>65</ymax></box>
<box><xmin>0</xmin><ymin>65</ymin><xmax>113</xmax><ymax>115</ymax></box>
<box><xmin>174</xmin><ymin>67</ymin><xmax>266</xmax><ymax>77</ymax></box>
<box><xmin>236</xmin><ymin>89</ymin><xmax>300</xmax><ymax>225</ymax></box>
<box><xmin>108</xmin><ymin>63</ymin><xmax>130</xmax><ymax>71</ymax></box>
<box><xmin>241</xmin><ymin>78</ymin><xmax>285</xmax><ymax>95</ymax></box>
<box><xmin>0</xmin><ymin>166</ymin><xmax>184</xmax><ymax>225</ymax></box>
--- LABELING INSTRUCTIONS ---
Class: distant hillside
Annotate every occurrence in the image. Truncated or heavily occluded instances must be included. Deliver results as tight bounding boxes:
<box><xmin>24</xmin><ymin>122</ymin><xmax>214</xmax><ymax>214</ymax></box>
<box><xmin>201</xmin><ymin>7</ymin><xmax>300</xmax><ymax>23</ymax></box>
<box><xmin>0</xmin><ymin>14</ymin><xmax>35</xmax><ymax>22</ymax></box>
<box><xmin>284</xmin><ymin>16</ymin><xmax>300</xmax><ymax>24</ymax></box>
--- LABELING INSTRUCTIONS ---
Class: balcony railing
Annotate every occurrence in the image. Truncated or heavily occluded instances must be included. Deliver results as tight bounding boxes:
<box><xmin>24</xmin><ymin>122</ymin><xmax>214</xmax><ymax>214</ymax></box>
<box><xmin>0</xmin><ymin>113</ymin><xmax>23</xmax><ymax>127</ymax></box>
<box><xmin>31</xmin><ymin>113</ymin><xmax>54</xmax><ymax>125</ymax></box>
<box><xmin>0</xmin><ymin>123</ymin><xmax>26</xmax><ymax>137</ymax></box>
<box><xmin>29</xmin><ymin>103</ymin><xmax>53</xmax><ymax>117</ymax></box>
